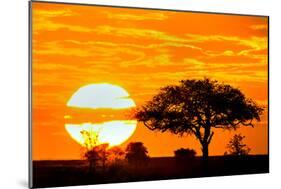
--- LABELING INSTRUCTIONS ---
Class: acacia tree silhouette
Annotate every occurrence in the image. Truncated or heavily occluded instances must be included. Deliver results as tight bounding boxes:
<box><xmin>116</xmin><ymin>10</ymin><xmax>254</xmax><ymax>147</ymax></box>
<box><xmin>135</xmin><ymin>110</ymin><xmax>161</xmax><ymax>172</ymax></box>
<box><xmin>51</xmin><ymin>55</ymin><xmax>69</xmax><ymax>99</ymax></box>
<box><xmin>135</xmin><ymin>78</ymin><xmax>263</xmax><ymax>167</ymax></box>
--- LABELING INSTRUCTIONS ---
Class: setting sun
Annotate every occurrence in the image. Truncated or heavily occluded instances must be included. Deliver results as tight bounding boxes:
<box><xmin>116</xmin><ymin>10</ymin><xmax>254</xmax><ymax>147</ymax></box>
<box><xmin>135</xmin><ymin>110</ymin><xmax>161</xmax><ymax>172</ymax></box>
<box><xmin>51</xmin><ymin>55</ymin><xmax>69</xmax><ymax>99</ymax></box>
<box><xmin>65</xmin><ymin>120</ymin><xmax>137</xmax><ymax>148</ymax></box>
<box><xmin>67</xmin><ymin>83</ymin><xmax>136</xmax><ymax>109</ymax></box>
<box><xmin>65</xmin><ymin>83</ymin><xmax>137</xmax><ymax>148</ymax></box>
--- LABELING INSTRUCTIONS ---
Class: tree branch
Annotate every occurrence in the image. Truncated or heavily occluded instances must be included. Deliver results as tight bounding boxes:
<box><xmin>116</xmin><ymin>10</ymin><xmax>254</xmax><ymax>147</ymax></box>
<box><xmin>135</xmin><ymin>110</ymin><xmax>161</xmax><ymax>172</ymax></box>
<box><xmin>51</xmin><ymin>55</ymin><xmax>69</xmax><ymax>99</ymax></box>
<box><xmin>193</xmin><ymin>127</ymin><xmax>203</xmax><ymax>144</ymax></box>
<box><xmin>241</xmin><ymin>119</ymin><xmax>254</xmax><ymax>127</ymax></box>
<box><xmin>143</xmin><ymin>121</ymin><xmax>157</xmax><ymax>131</ymax></box>
<box><xmin>207</xmin><ymin>131</ymin><xmax>214</xmax><ymax>145</ymax></box>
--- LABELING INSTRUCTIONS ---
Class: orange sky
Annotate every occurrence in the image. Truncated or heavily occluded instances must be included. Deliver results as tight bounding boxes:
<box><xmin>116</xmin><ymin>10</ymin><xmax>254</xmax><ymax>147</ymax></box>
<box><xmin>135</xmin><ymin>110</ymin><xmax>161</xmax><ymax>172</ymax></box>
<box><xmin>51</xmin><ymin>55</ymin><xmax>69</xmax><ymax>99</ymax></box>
<box><xmin>32</xmin><ymin>2</ymin><xmax>268</xmax><ymax>160</ymax></box>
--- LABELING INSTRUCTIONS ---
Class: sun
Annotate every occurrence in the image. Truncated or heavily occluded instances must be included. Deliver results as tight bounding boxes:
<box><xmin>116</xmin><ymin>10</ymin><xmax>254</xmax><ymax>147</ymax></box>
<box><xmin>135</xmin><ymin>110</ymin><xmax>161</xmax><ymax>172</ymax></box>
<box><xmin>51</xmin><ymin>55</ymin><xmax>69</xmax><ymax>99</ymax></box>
<box><xmin>67</xmin><ymin>83</ymin><xmax>136</xmax><ymax>109</ymax></box>
<box><xmin>64</xmin><ymin>83</ymin><xmax>137</xmax><ymax>148</ymax></box>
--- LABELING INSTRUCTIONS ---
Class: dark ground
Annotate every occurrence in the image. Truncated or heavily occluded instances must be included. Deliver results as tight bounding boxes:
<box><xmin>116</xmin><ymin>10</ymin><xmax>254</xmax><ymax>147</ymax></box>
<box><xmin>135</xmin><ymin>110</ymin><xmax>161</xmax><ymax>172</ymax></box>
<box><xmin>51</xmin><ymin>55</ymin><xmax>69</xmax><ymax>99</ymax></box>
<box><xmin>32</xmin><ymin>155</ymin><xmax>269</xmax><ymax>188</ymax></box>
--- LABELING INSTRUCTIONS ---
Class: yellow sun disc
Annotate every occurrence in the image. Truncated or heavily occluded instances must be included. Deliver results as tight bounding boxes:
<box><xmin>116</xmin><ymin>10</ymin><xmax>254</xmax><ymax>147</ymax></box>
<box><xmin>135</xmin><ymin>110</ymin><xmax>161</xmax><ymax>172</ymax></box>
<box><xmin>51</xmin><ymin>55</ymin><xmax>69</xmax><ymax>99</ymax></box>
<box><xmin>65</xmin><ymin>83</ymin><xmax>137</xmax><ymax>147</ymax></box>
<box><xmin>67</xmin><ymin>83</ymin><xmax>136</xmax><ymax>109</ymax></box>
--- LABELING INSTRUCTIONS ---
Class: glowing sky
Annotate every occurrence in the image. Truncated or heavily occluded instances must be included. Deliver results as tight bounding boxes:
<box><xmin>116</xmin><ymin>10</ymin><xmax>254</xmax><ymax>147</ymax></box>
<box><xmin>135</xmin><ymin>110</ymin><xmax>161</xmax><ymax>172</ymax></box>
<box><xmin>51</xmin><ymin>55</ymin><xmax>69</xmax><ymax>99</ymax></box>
<box><xmin>32</xmin><ymin>2</ymin><xmax>268</xmax><ymax>160</ymax></box>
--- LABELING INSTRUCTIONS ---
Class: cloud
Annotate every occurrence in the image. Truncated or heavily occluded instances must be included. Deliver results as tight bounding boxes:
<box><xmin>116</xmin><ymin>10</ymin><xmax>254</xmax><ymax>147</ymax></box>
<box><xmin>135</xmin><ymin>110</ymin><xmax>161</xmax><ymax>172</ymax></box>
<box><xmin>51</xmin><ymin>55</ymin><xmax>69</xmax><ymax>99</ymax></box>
<box><xmin>33</xmin><ymin>9</ymin><xmax>92</xmax><ymax>33</ymax></box>
<box><xmin>33</xmin><ymin>40</ymin><xmax>146</xmax><ymax>63</ymax></box>
<box><xmin>185</xmin><ymin>34</ymin><xmax>267</xmax><ymax>50</ymax></box>
<box><xmin>103</xmin><ymin>11</ymin><xmax>168</xmax><ymax>21</ymax></box>
<box><xmin>33</xmin><ymin>9</ymin><xmax>76</xmax><ymax>18</ymax></box>
<box><xmin>94</xmin><ymin>25</ymin><xmax>188</xmax><ymax>43</ymax></box>
<box><xmin>250</xmin><ymin>24</ymin><xmax>268</xmax><ymax>31</ymax></box>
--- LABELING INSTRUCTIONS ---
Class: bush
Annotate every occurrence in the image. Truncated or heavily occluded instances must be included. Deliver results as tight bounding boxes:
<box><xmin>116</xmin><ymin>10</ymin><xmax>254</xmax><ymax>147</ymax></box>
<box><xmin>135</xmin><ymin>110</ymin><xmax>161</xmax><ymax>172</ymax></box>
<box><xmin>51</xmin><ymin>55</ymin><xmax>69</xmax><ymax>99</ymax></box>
<box><xmin>174</xmin><ymin>148</ymin><xmax>196</xmax><ymax>159</ymax></box>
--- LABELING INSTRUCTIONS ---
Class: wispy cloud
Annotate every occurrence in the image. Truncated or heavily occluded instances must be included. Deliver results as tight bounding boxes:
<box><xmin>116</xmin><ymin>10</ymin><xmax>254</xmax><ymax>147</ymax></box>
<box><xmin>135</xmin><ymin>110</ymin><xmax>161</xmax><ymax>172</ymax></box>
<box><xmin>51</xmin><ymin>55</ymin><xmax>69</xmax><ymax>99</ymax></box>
<box><xmin>185</xmin><ymin>34</ymin><xmax>267</xmax><ymax>50</ymax></box>
<box><xmin>250</xmin><ymin>24</ymin><xmax>268</xmax><ymax>31</ymax></box>
<box><xmin>33</xmin><ymin>9</ymin><xmax>92</xmax><ymax>33</ymax></box>
<box><xmin>94</xmin><ymin>25</ymin><xmax>187</xmax><ymax>43</ymax></box>
<box><xmin>103</xmin><ymin>11</ymin><xmax>168</xmax><ymax>21</ymax></box>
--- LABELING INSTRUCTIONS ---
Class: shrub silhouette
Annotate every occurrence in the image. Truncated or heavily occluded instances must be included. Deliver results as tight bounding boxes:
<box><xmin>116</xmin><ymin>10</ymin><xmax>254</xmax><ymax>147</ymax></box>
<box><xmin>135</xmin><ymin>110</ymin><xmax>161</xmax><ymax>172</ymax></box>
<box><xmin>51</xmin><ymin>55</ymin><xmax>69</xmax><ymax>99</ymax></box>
<box><xmin>125</xmin><ymin>142</ymin><xmax>149</xmax><ymax>165</ymax></box>
<box><xmin>174</xmin><ymin>148</ymin><xmax>196</xmax><ymax>159</ymax></box>
<box><xmin>225</xmin><ymin>134</ymin><xmax>251</xmax><ymax>156</ymax></box>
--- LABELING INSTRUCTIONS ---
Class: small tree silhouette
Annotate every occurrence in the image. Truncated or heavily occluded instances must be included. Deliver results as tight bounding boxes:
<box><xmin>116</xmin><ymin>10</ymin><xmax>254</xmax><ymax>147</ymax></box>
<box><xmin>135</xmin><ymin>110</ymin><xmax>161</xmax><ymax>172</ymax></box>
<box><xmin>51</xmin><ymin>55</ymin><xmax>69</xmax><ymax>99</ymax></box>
<box><xmin>98</xmin><ymin>143</ymin><xmax>110</xmax><ymax>171</ymax></box>
<box><xmin>80</xmin><ymin>129</ymin><xmax>109</xmax><ymax>173</ymax></box>
<box><xmin>83</xmin><ymin>145</ymin><xmax>98</xmax><ymax>173</ymax></box>
<box><xmin>107</xmin><ymin>146</ymin><xmax>125</xmax><ymax>163</ymax></box>
<box><xmin>225</xmin><ymin>134</ymin><xmax>251</xmax><ymax>156</ymax></box>
<box><xmin>107</xmin><ymin>146</ymin><xmax>126</xmax><ymax>173</ymax></box>
<box><xmin>125</xmin><ymin>142</ymin><xmax>149</xmax><ymax>165</ymax></box>
<box><xmin>174</xmin><ymin>148</ymin><xmax>197</xmax><ymax>159</ymax></box>
<box><xmin>135</xmin><ymin>78</ymin><xmax>263</xmax><ymax>167</ymax></box>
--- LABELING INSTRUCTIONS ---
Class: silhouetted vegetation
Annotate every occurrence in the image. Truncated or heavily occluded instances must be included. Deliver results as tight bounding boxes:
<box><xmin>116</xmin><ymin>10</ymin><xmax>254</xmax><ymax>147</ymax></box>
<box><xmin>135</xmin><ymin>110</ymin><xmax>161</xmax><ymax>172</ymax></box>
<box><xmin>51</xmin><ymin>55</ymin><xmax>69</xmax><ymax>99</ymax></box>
<box><xmin>225</xmin><ymin>134</ymin><xmax>251</xmax><ymax>156</ymax></box>
<box><xmin>135</xmin><ymin>78</ymin><xmax>264</xmax><ymax>165</ymax></box>
<box><xmin>80</xmin><ymin>129</ymin><xmax>102</xmax><ymax>173</ymax></box>
<box><xmin>82</xmin><ymin>143</ymin><xmax>110</xmax><ymax>173</ymax></box>
<box><xmin>174</xmin><ymin>148</ymin><xmax>196</xmax><ymax>159</ymax></box>
<box><xmin>80</xmin><ymin>129</ymin><xmax>128</xmax><ymax>174</ymax></box>
<box><xmin>125</xmin><ymin>142</ymin><xmax>149</xmax><ymax>166</ymax></box>
<box><xmin>107</xmin><ymin>146</ymin><xmax>125</xmax><ymax>163</ymax></box>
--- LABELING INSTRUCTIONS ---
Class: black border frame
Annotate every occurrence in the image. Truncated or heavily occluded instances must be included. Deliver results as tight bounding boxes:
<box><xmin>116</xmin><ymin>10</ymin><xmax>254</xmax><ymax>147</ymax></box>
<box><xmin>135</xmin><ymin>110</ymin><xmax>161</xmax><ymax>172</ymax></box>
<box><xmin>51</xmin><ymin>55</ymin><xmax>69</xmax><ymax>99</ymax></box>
<box><xmin>28</xmin><ymin>1</ymin><xmax>33</xmax><ymax>188</ymax></box>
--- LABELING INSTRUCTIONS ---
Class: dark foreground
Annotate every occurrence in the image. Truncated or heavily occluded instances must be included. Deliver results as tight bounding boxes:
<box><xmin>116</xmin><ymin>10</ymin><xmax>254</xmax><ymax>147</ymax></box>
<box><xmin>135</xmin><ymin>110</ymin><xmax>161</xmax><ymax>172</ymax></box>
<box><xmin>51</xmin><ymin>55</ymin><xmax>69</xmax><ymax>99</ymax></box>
<box><xmin>32</xmin><ymin>155</ymin><xmax>269</xmax><ymax>188</ymax></box>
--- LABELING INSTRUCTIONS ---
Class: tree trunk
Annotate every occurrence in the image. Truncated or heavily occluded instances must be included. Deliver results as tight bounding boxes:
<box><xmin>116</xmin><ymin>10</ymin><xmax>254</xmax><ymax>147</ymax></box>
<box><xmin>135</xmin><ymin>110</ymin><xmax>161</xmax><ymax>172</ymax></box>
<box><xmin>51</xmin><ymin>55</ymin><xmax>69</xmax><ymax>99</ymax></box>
<box><xmin>88</xmin><ymin>160</ymin><xmax>93</xmax><ymax>174</ymax></box>
<box><xmin>102</xmin><ymin>159</ymin><xmax>106</xmax><ymax>172</ymax></box>
<box><xmin>201</xmin><ymin>142</ymin><xmax>209</xmax><ymax>175</ymax></box>
<box><xmin>202</xmin><ymin>118</ymin><xmax>211</xmax><ymax>174</ymax></box>
<box><xmin>202</xmin><ymin>143</ymin><xmax>209</xmax><ymax>160</ymax></box>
